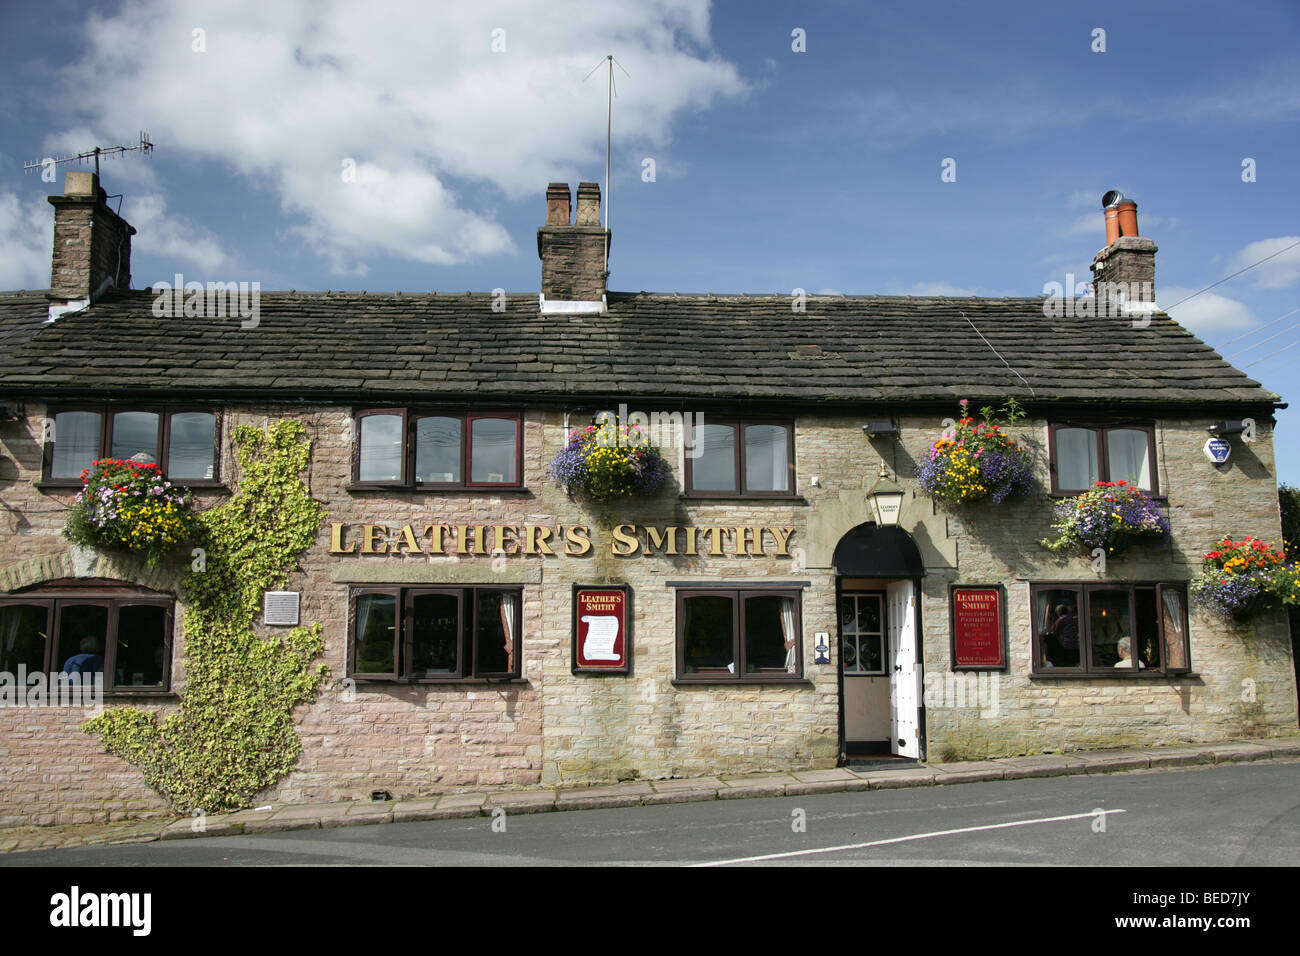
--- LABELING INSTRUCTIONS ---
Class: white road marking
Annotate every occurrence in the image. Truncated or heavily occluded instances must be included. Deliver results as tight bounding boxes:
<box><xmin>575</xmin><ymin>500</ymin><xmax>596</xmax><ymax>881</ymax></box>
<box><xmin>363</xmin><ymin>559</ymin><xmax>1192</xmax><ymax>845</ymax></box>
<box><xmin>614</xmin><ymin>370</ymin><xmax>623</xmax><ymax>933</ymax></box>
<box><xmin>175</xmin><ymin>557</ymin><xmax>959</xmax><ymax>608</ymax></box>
<box><xmin>692</xmin><ymin>809</ymin><xmax>1127</xmax><ymax>866</ymax></box>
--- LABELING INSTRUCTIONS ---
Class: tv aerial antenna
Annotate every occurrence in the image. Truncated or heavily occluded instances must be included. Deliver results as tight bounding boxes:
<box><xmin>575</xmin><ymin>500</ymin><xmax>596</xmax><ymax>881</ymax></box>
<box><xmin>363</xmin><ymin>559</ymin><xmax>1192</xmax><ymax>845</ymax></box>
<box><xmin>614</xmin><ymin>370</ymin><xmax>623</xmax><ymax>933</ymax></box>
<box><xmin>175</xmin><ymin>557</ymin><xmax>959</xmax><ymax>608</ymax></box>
<box><xmin>24</xmin><ymin>131</ymin><xmax>154</xmax><ymax>180</ymax></box>
<box><xmin>584</xmin><ymin>55</ymin><xmax>629</xmax><ymax>277</ymax></box>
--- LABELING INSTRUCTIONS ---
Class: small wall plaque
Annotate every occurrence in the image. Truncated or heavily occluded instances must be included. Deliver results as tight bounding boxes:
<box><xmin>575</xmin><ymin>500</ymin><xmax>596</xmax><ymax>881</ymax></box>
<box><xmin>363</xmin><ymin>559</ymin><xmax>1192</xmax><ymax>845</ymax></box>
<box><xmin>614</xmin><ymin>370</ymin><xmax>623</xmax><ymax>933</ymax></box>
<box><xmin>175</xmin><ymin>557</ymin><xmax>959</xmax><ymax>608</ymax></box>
<box><xmin>264</xmin><ymin>591</ymin><xmax>300</xmax><ymax>626</ymax></box>
<box><xmin>813</xmin><ymin>631</ymin><xmax>831</xmax><ymax>664</ymax></box>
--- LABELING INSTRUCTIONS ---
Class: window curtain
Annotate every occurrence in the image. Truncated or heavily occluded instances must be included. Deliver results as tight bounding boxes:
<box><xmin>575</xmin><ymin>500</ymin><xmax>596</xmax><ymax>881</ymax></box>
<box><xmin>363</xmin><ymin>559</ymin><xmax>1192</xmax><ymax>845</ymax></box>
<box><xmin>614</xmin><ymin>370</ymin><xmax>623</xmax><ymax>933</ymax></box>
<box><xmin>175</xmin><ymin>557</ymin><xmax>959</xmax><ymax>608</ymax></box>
<box><xmin>1</xmin><ymin>607</ymin><xmax>21</xmax><ymax>657</ymax></box>
<box><xmin>498</xmin><ymin>593</ymin><xmax>517</xmax><ymax>673</ymax></box>
<box><xmin>355</xmin><ymin>596</ymin><xmax>374</xmax><ymax>653</ymax></box>
<box><xmin>770</xmin><ymin>428</ymin><xmax>788</xmax><ymax>491</ymax></box>
<box><xmin>1161</xmin><ymin>589</ymin><xmax>1187</xmax><ymax>669</ymax></box>
<box><xmin>1035</xmin><ymin>592</ymin><xmax>1056</xmax><ymax>667</ymax></box>
<box><xmin>1036</xmin><ymin>592</ymin><xmax>1053</xmax><ymax>634</ymax></box>
<box><xmin>1056</xmin><ymin>428</ymin><xmax>1098</xmax><ymax>488</ymax></box>
<box><xmin>1107</xmin><ymin>429</ymin><xmax>1152</xmax><ymax>489</ymax></box>
<box><xmin>52</xmin><ymin>411</ymin><xmax>100</xmax><ymax>478</ymax></box>
<box><xmin>780</xmin><ymin>597</ymin><xmax>797</xmax><ymax>673</ymax></box>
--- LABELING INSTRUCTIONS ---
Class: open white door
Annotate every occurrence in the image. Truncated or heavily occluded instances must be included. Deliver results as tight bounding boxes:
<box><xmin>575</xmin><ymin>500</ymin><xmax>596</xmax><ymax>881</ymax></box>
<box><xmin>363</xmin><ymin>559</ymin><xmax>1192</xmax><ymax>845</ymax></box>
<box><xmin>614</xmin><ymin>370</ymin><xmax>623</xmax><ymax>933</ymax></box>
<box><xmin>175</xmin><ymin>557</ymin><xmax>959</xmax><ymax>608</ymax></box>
<box><xmin>886</xmin><ymin>579</ymin><xmax>921</xmax><ymax>758</ymax></box>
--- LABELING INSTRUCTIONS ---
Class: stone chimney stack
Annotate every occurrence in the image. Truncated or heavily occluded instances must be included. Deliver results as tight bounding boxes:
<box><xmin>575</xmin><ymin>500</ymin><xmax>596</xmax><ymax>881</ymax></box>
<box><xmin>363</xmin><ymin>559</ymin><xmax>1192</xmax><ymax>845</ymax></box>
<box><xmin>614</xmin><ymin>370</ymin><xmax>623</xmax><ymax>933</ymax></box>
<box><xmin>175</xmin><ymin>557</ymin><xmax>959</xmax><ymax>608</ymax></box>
<box><xmin>1090</xmin><ymin>190</ymin><xmax>1156</xmax><ymax>304</ymax></box>
<box><xmin>537</xmin><ymin>181</ymin><xmax>609</xmax><ymax>310</ymax></box>
<box><xmin>47</xmin><ymin>171</ymin><xmax>136</xmax><ymax>318</ymax></box>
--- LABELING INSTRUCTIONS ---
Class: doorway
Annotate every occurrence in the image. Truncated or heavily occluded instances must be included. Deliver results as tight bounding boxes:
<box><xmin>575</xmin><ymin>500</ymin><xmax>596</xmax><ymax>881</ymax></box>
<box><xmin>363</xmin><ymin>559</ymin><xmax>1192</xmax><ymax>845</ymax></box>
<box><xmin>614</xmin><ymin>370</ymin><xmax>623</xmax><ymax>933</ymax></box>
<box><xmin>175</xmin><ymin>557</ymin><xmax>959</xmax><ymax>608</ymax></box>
<box><xmin>832</xmin><ymin>523</ymin><xmax>926</xmax><ymax>762</ymax></box>
<box><xmin>839</xmin><ymin>583</ymin><xmax>889</xmax><ymax>755</ymax></box>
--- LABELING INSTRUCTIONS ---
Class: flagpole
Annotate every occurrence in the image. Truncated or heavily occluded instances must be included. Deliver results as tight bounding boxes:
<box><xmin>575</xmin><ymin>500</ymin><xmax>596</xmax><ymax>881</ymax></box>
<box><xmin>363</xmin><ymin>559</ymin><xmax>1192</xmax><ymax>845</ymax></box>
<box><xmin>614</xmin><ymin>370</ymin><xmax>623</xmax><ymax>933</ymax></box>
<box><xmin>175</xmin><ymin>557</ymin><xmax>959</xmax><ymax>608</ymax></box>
<box><xmin>604</xmin><ymin>54</ymin><xmax>612</xmax><ymax>277</ymax></box>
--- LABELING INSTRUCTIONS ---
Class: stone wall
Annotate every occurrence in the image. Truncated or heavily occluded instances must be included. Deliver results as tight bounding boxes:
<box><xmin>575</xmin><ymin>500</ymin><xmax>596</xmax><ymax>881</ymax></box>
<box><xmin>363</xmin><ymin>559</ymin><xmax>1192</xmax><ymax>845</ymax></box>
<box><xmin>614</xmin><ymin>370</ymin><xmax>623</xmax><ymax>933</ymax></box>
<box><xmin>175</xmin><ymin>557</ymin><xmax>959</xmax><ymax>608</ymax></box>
<box><xmin>0</xmin><ymin>400</ymin><xmax>1295</xmax><ymax>824</ymax></box>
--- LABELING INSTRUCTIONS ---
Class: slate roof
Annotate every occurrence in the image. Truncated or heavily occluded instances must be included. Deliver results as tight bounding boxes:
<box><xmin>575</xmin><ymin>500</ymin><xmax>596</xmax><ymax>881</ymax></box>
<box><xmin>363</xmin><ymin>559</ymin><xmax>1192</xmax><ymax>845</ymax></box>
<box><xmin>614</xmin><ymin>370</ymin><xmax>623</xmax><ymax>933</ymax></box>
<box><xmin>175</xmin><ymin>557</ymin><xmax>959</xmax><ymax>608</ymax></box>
<box><xmin>0</xmin><ymin>293</ymin><xmax>50</xmax><ymax>356</ymax></box>
<box><xmin>0</xmin><ymin>289</ymin><xmax>1280</xmax><ymax>407</ymax></box>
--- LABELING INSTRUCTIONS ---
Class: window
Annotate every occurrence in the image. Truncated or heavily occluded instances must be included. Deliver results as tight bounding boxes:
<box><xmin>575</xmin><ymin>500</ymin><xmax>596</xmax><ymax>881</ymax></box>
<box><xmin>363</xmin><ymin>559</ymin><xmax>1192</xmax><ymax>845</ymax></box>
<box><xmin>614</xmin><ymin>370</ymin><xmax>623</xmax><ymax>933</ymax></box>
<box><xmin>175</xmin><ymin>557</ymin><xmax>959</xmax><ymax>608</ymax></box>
<box><xmin>840</xmin><ymin>592</ymin><xmax>886</xmax><ymax>675</ymax></box>
<box><xmin>352</xmin><ymin>409</ymin><xmax>521</xmax><ymax>489</ymax></box>
<box><xmin>348</xmin><ymin>586</ymin><xmax>522</xmax><ymax>680</ymax></box>
<box><xmin>0</xmin><ymin>588</ymin><xmax>173</xmax><ymax>693</ymax></box>
<box><xmin>42</xmin><ymin>406</ymin><xmax>220</xmax><ymax>486</ymax></box>
<box><xmin>1030</xmin><ymin>582</ymin><xmax>1190</xmax><ymax>676</ymax></box>
<box><xmin>1048</xmin><ymin>423</ymin><xmax>1157</xmax><ymax>495</ymax></box>
<box><xmin>676</xmin><ymin>588</ymin><xmax>802</xmax><ymax>682</ymax></box>
<box><xmin>684</xmin><ymin>419</ymin><xmax>794</xmax><ymax>496</ymax></box>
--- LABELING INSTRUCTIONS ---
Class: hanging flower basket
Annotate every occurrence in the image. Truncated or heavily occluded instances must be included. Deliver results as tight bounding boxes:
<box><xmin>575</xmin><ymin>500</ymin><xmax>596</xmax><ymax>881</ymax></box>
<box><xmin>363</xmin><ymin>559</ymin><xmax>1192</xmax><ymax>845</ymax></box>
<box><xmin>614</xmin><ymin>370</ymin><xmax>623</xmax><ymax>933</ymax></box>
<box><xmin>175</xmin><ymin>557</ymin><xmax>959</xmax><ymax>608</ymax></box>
<box><xmin>64</xmin><ymin>458</ymin><xmax>202</xmax><ymax>567</ymax></box>
<box><xmin>916</xmin><ymin>399</ymin><xmax>1034</xmax><ymax>505</ymax></box>
<box><xmin>548</xmin><ymin>423</ymin><xmax>669</xmax><ymax>502</ymax></box>
<box><xmin>1190</xmin><ymin>537</ymin><xmax>1300</xmax><ymax>618</ymax></box>
<box><xmin>1041</xmin><ymin>480</ymin><xmax>1169</xmax><ymax>555</ymax></box>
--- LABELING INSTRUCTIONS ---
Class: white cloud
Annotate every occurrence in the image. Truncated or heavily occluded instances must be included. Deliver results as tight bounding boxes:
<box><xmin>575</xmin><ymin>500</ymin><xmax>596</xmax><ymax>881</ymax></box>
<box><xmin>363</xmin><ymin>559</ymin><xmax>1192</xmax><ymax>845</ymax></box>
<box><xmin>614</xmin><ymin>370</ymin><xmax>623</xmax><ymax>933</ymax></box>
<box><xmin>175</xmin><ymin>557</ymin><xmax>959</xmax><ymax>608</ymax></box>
<box><xmin>56</xmin><ymin>0</ymin><xmax>745</xmax><ymax>273</ymax></box>
<box><xmin>1159</xmin><ymin>286</ymin><xmax>1256</xmax><ymax>335</ymax></box>
<box><xmin>890</xmin><ymin>281</ymin><xmax>981</xmax><ymax>297</ymax></box>
<box><xmin>1059</xmin><ymin>208</ymin><xmax>1173</xmax><ymax>240</ymax></box>
<box><xmin>126</xmin><ymin>194</ymin><xmax>232</xmax><ymax>277</ymax></box>
<box><xmin>0</xmin><ymin>192</ymin><xmax>51</xmax><ymax>290</ymax></box>
<box><xmin>1228</xmin><ymin>236</ymin><xmax>1300</xmax><ymax>289</ymax></box>
<box><xmin>1175</xmin><ymin>60</ymin><xmax>1300</xmax><ymax>122</ymax></box>
<box><xmin>1062</xmin><ymin>212</ymin><xmax>1100</xmax><ymax>238</ymax></box>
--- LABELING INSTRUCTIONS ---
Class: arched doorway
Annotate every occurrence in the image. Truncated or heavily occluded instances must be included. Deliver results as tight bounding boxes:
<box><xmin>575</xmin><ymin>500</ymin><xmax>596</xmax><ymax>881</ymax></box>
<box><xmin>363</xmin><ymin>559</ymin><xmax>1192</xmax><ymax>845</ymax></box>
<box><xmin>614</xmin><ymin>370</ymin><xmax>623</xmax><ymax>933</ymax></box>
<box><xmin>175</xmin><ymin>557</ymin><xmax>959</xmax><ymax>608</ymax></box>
<box><xmin>832</xmin><ymin>523</ymin><xmax>925</xmax><ymax>762</ymax></box>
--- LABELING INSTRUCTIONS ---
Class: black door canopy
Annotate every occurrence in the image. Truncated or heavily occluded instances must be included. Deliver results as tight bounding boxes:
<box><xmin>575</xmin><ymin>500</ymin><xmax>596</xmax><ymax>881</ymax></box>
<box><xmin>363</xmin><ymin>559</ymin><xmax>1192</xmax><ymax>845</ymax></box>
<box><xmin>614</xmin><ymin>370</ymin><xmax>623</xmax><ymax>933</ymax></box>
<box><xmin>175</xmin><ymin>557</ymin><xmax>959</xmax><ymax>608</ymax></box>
<box><xmin>832</xmin><ymin>523</ymin><xmax>924</xmax><ymax>578</ymax></box>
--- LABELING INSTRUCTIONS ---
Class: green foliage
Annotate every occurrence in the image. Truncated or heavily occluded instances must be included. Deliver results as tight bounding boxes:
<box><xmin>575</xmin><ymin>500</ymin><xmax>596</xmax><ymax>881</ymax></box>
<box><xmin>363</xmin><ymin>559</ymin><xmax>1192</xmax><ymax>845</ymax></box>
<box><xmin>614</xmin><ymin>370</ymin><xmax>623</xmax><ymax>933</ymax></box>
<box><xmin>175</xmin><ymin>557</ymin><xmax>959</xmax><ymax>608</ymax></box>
<box><xmin>977</xmin><ymin>397</ymin><xmax>1027</xmax><ymax>426</ymax></box>
<box><xmin>82</xmin><ymin>420</ymin><xmax>328</xmax><ymax>813</ymax></box>
<box><xmin>1280</xmin><ymin>485</ymin><xmax>1300</xmax><ymax>561</ymax></box>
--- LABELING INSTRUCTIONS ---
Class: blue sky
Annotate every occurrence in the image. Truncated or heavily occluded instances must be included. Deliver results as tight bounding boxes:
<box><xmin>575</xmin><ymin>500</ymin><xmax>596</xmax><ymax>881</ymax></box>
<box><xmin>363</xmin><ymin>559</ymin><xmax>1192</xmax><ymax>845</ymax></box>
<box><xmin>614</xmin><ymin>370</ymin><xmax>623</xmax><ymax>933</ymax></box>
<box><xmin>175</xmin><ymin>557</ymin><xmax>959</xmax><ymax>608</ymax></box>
<box><xmin>1</xmin><ymin>0</ymin><xmax>1297</xmax><ymax>483</ymax></box>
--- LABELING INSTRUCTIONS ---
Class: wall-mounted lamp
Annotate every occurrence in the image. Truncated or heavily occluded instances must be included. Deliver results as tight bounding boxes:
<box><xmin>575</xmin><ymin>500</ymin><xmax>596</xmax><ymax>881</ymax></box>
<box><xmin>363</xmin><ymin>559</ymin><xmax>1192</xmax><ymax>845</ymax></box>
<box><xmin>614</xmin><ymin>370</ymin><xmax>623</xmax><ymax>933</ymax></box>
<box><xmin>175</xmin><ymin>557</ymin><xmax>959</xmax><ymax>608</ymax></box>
<box><xmin>862</xmin><ymin>420</ymin><xmax>899</xmax><ymax>438</ymax></box>
<box><xmin>867</xmin><ymin>462</ymin><xmax>905</xmax><ymax>527</ymax></box>
<box><xmin>0</xmin><ymin>406</ymin><xmax>21</xmax><ymax>423</ymax></box>
<box><xmin>1208</xmin><ymin>421</ymin><xmax>1246</xmax><ymax>437</ymax></box>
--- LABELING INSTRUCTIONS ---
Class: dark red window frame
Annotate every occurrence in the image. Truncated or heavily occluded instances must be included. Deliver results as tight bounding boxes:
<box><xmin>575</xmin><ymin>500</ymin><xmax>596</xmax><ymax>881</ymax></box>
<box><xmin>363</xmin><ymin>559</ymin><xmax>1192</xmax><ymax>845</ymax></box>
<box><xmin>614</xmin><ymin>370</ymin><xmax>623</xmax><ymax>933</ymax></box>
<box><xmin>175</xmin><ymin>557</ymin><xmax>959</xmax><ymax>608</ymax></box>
<box><xmin>351</xmin><ymin>409</ymin><xmax>523</xmax><ymax>490</ymax></box>
<box><xmin>347</xmin><ymin>585</ymin><xmax>523</xmax><ymax>682</ymax></box>
<box><xmin>674</xmin><ymin>587</ymin><xmax>803</xmax><ymax>683</ymax></box>
<box><xmin>683</xmin><ymin>418</ymin><xmax>797</xmax><ymax>498</ymax></box>
<box><xmin>0</xmin><ymin>586</ymin><xmax>174</xmax><ymax>694</ymax></box>
<box><xmin>40</xmin><ymin>405</ymin><xmax>222</xmax><ymax>487</ymax></box>
<box><xmin>1047</xmin><ymin>422</ymin><xmax>1160</xmax><ymax>497</ymax></box>
<box><xmin>1029</xmin><ymin>581</ymin><xmax>1191</xmax><ymax>677</ymax></box>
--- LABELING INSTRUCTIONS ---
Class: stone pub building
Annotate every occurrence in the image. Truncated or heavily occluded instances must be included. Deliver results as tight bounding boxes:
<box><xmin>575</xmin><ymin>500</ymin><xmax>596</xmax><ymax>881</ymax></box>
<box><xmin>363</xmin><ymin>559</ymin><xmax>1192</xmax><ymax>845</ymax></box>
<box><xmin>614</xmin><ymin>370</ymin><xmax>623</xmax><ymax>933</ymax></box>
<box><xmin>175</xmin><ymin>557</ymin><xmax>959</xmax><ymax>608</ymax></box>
<box><xmin>0</xmin><ymin>172</ymin><xmax>1295</xmax><ymax>825</ymax></box>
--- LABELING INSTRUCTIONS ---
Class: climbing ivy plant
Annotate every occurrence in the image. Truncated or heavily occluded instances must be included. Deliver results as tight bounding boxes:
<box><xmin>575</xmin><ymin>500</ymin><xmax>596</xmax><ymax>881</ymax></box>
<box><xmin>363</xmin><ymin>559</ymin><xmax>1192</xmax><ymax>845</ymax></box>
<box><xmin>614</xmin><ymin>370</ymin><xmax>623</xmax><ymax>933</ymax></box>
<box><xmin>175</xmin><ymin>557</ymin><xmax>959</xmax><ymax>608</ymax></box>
<box><xmin>82</xmin><ymin>419</ymin><xmax>328</xmax><ymax>813</ymax></box>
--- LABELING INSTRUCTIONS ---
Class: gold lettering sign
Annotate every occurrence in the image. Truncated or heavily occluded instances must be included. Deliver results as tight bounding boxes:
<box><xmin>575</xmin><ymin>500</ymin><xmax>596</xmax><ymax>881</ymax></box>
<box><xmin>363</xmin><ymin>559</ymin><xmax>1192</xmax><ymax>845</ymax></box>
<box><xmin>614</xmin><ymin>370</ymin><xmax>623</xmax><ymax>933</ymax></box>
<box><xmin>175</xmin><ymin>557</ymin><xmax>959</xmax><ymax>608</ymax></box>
<box><xmin>328</xmin><ymin>523</ymin><xmax>795</xmax><ymax>558</ymax></box>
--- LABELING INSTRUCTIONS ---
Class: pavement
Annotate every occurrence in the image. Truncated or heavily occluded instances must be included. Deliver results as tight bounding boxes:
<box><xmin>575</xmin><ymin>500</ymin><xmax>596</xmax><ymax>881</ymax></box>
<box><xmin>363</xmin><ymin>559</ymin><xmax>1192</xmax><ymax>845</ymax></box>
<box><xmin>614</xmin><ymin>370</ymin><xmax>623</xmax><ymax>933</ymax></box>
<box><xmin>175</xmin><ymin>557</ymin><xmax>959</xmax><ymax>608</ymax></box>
<box><xmin>3</xmin><ymin>736</ymin><xmax>1298</xmax><ymax>855</ymax></box>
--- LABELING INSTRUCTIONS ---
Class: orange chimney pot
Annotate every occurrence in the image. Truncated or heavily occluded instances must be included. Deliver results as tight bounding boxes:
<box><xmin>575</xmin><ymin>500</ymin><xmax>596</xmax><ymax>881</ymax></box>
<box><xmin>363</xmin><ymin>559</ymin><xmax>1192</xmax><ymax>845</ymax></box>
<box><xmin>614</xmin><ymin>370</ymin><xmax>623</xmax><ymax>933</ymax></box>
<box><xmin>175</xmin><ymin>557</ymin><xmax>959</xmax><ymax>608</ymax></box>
<box><xmin>1116</xmin><ymin>199</ymin><xmax>1139</xmax><ymax>238</ymax></box>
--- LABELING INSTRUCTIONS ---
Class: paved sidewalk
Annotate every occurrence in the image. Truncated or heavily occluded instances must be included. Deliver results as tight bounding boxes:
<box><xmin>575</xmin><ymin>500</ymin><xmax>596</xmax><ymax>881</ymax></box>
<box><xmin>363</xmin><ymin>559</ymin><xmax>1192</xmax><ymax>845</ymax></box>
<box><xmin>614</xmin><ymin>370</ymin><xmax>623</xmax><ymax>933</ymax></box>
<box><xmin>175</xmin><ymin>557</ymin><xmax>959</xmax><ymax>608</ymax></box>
<box><xmin>3</xmin><ymin>736</ymin><xmax>1298</xmax><ymax>855</ymax></box>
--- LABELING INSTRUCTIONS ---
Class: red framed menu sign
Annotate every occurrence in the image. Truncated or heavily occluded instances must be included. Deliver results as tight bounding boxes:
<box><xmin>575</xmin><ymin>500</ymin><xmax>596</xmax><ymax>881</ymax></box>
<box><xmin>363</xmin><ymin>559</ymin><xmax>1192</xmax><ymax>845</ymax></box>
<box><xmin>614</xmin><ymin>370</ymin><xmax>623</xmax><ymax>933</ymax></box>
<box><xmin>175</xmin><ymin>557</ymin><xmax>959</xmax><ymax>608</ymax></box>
<box><xmin>949</xmin><ymin>584</ymin><xmax>1006</xmax><ymax>670</ymax></box>
<box><xmin>572</xmin><ymin>585</ymin><xmax>631</xmax><ymax>674</ymax></box>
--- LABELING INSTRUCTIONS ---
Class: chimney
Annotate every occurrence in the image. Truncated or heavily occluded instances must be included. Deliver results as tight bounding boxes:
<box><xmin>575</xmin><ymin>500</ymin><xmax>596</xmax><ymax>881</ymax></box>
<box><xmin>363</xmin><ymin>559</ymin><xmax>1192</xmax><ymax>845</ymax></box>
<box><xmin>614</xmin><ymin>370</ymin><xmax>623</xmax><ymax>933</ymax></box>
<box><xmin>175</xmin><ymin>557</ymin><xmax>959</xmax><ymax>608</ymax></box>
<box><xmin>47</xmin><ymin>171</ymin><xmax>136</xmax><ymax>319</ymax></box>
<box><xmin>1090</xmin><ymin>189</ymin><xmax>1156</xmax><ymax>305</ymax></box>
<box><xmin>537</xmin><ymin>181</ymin><xmax>610</xmax><ymax>310</ymax></box>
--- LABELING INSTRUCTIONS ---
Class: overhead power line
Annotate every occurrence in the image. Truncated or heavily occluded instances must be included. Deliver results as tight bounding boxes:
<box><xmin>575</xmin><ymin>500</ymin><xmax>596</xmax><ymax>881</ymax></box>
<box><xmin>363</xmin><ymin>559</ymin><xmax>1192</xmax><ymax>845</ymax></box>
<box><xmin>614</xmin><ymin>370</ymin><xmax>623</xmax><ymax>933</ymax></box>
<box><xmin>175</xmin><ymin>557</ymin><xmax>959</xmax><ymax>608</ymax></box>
<box><xmin>1163</xmin><ymin>238</ymin><xmax>1300</xmax><ymax>311</ymax></box>
<box><xmin>1222</xmin><ymin>306</ymin><xmax>1300</xmax><ymax>347</ymax></box>
<box><xmin>1224</xmin><ymin>317</ymin><xmax>1300</xmax><ymax>359</ymax></box>
<box><xmin>1241</xmin><ymin>337</ymin><xmax>1300</xmax><ymax>371</ymax></box>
